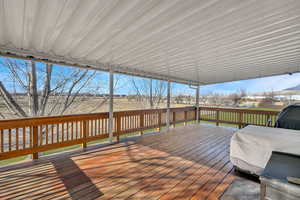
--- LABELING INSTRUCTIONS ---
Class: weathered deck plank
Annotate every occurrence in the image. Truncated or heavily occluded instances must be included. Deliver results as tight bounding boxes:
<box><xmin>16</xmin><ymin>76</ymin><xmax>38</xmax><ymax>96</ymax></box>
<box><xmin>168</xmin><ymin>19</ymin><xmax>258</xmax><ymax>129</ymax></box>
<box><xmin>0</xmin><ymin>125</ymin><xmax>236</xmax><ymax>200</ymax></box>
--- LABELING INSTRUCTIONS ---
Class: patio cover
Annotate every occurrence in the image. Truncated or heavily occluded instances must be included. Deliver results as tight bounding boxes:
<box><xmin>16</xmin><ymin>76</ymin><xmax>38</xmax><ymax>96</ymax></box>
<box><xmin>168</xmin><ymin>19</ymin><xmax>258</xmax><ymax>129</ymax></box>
<box><xmin>0</xmin><ymin>0</ymin><xmax>299</xmax><ymax>85</ymax></box>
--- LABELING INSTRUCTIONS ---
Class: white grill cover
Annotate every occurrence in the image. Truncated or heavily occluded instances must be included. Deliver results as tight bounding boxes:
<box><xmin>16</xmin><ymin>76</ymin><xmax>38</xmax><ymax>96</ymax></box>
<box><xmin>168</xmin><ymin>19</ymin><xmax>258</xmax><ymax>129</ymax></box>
<box><xmin>230</xmin><ymin>125</ymin><xmax>300</xmax><ymax>174</ymax></box>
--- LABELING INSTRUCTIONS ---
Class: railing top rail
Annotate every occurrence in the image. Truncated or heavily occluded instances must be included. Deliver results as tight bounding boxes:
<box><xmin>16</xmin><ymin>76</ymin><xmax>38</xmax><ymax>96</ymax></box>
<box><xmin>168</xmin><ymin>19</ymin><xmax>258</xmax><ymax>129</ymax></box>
<box><xmin>0</xmin><ymin>106</ymin><xmax>196</xmax><ymax>129</ymax></box>
<box><xmin>0</xmin><ymin>106</ymin><xmax>280</xmax><ymax>129</ymax></box>
<box><xmin>199</xmin><ymin>106</ymin><xmax>280</xmax><ymax>115</ymax></box>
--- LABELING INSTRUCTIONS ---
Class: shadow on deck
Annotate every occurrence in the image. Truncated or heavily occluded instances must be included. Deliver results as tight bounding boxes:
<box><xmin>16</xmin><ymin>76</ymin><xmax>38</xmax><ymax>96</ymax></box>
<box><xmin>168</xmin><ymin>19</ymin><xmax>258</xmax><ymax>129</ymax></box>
<box><xmin>0</xmin><ymin>124</ymin><xmax>244</xmax><ymax>200</ymax></box>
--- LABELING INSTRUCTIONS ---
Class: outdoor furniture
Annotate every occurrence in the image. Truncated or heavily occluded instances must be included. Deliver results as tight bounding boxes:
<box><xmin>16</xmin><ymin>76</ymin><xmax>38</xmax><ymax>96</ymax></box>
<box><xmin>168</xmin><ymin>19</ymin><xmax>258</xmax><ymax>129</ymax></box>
<box><xmin>275</xmin><ymin>104</ymin><xmax>300</xmax><ymax>130</ymax></box>
<box><xmin>230</xmin><ymin>125</ymin><xmax>300</xmax><ymax>175</ymax></box>
<box><xmin>260</xmin><ymin>151</ymin><xmax>300</xmax><ymax>200</ymax></box>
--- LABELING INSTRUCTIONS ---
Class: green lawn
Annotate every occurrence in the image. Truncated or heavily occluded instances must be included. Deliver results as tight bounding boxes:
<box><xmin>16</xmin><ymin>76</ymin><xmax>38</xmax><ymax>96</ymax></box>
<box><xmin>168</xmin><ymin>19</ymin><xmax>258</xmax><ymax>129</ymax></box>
<box><xmin>0</xmin><ymin>156</ymin><xmax>28</xmax><ymax>166</ymax></box>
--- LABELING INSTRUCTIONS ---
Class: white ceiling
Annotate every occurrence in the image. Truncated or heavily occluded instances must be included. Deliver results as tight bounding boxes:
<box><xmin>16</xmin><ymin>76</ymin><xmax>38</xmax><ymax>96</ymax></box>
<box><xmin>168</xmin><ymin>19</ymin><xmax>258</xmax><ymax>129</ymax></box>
<box><xmin>0</xmin><ymin>0</ymin><xmax>299</xmax><ymax>85</ymax></box>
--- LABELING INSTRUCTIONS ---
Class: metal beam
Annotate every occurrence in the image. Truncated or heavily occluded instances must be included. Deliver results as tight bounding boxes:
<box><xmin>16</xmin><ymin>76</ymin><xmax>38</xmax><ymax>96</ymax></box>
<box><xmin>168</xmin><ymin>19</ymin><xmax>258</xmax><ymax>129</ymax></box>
<box><xmin>166</xmin><ymin>80</ymin><xmax>171</xmax><ymax>129</ymax></box>
<box><xmin>108</xmin><ymin>68</ymin><xmax>114</xmax><ymax>143</ymax></box>
<box><xmin>1</xmin><ymin>49</ymin><xmax>299</xmax><ymax>87</ymax></box>
<box><xmin>195</xmin><ymin>85</ymin><xmax>200</xmax><ymax>123</ymax></box>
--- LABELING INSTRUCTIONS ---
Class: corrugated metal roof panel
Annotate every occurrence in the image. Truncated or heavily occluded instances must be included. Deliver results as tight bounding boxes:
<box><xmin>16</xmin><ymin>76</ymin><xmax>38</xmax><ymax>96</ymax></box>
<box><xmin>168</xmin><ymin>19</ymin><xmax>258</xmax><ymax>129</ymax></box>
<box><xmin>0</xmin><ymin>0</ymin><xmax>299</xmax><ymax>85</ymax></box>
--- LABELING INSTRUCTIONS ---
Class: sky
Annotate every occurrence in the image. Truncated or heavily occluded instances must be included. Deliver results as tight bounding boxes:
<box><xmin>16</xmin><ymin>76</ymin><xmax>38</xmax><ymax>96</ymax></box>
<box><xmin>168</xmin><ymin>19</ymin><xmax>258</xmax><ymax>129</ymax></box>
<box><xmin>200</xmin><ymin>72</ymin><xmax>300</xmax><ymax>95</ymax></box>
<box><xmin>1</xmin><ymin>56</ymin><xmax>300</xmax><ymax>96</ymax></box>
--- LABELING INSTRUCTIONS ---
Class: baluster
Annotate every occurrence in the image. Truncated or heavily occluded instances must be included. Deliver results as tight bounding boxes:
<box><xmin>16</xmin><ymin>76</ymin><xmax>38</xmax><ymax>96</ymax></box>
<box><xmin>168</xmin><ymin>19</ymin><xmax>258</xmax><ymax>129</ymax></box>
<box><xmin>140</xmin><ymin>112</ymin><xmax>144</xmax><ymax>135</ymax></box>
<box><xmin>66</xmin><ymin>122</ymin><xmax>69</xmax><ymax>140</ymax></box>
<box><xmin>238</xmin><ymin>112</ymin><xmax>243</xmax><ymax>129</ymax></box>
<box><xmin>71</xmin><ymin>122</ymin><xmax>74</xmax><ymax>140</ymax></box>
<box><xmin>16</xmin><ymin>128</ymin><xmax>19</xmax><ymax>151</ymax></box>
<box><xmin>46</xmin><ymin>125</ymin><xmax>49</xmax><ymax>145</ymax></box>
<box><xmin>173</xmin><ymin>111</ymin><xmax>176</xmax><ymax>128</ymax></box>
<box><xmin>76</xmin><ymin>121</ymin><xmax>78</xmax><ymax>139</ymax></box>
<box><xmin>216</xmin><ymin>110</ymin><xmax>220</xmax><ymax>126</ymax></box>
<box><xmin>8</xmin><ymin>129</ymin><xmax>11</xmax><ymax>151</ymax></box>
<box><xmin>22</xmin><ymin>127</ymin><xmax>26</xmax><ymax>149</ymax></box>
<box><xmin>62</xmin><ymin>123</ymin><xmax>64</xmax><ymax>142</ymax></box>
<box><xmin>56</xmin><ymin>124</ymin><xmax>59</xmax><ymax>143</ymax></box>
<box><xmin>51</xmin><ymin>125</ymin><xmax>54</xmax><ymax>144</ymax></box>
<box><xmin>158</xmin><ymin>111</ymin><xmax>162</xmax><ymax>131</ymax></box>
<box><xmin>32</xmin><ymin>126</ymin><xmax>38</xmax><ymax>160</ymax></box>
<box><xmin>97</xmin><ymin>119</ymin><xmax>100</xmax><ymax>136</ymax></box>
<box><xmin>82</xmin><ymin>120</ymin><xmax>87</xmax><ymax>149</ymax></box>
<box><xmin>184</xmin><ymin>111</ymin><xmax>188</xmax><ymax>126</ymax></box>
<box><xmin>39</xmin><ymin>126</ymin><xmax>43</xmax><ymax>146</ymax></box>
<box><xmin>0</xmin><ymin>129</ymin><xmax>3</xmax><ymax>152</ymax></box>
<box><xmin>116</xmin><ymin>115</ymin><xmax>121</xmax><ymax>142</ymax></box>
<box><xmin>268</xmin><ymin>114</ymin><xmax>271</xmax><ymax>126</ymax></box>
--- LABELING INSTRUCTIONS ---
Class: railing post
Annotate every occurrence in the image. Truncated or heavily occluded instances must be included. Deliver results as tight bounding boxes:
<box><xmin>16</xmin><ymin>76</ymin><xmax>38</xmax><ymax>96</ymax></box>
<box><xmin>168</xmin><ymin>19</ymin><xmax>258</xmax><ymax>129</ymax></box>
<box><xmin>172</xmin><ymin>111</ymin><xmax>176</xmax><ymax>128</ymax></box>
<box><xmin>184</xmin><ymin>110</ymin><xmax>188</xmax><ymax>126</ymax></box>
<box><xmin>32</xmin><ymin>126</ymin><xmax>39</xmax><ymax>160</ymax></box>
<box><xmin>82</xmin><ymin>120</ymin><xmax>87</xmax><ymax>149</ymax></box>
<box><xmin>216</xmin><ymin>110</ymin><xmax>220</xmax><ymax>126</ymax></box>
<box><xmin>238</xmin><ymin>112</ymin><xmax>243</xmax><ymax>129</ymax></box>
<box><xmin>140</xmin><ymin>112</ymin><xmax>144</xmax><ymax>135</ymax></box>
<box><xmin>116</xmin><ymin>115</ymin><xmax>121</xmax><ymax>142</ymax></box>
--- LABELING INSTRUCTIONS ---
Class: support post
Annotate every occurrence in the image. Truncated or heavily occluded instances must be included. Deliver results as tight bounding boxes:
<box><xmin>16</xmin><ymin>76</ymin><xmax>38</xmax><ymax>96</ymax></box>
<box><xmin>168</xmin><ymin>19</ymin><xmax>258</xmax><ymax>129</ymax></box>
<box><xmin>149</xmin><ymin>79</ymin><xmax>153</xmax><ymax>108</ymax></box>
<box><xmin>166</xmin><ymin>80</ymin><xmax>171</xmax><ymax>129</ymax></box>
<box><xmin>195</xmin><ymin>85</ymin><xmax>200</xmax><ymax>123</ymax></box>
<box><xmin>109</xmin><ymin>69</ymin><xmax>114</xmax><ymax>143</ymax></box>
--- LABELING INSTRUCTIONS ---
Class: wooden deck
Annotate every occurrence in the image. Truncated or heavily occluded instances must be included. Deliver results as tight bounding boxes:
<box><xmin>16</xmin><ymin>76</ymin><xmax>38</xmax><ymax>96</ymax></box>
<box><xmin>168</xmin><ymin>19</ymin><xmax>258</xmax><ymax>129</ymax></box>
<box><xmin>0</xmin><ymin>125</ymin><xmax>237</xmax><ymax>200</ymax></box>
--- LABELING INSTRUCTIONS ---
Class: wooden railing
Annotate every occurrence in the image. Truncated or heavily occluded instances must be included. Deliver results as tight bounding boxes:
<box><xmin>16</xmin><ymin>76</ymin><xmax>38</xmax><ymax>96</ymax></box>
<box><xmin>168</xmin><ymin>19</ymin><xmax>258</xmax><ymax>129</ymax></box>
<box><xmin>199</xmin><ymin>107</ymin><xmax>279</xmax><ymax>128</ymax></box>
<box><xmin>0</xmin><ymin>107</ymin><xmax>196</xmax><ymax>161</ymax></box>
<box><xmin>0</xmin><ymin>106</ymin><xmax>280</xmax><ymax>161</ymax></box>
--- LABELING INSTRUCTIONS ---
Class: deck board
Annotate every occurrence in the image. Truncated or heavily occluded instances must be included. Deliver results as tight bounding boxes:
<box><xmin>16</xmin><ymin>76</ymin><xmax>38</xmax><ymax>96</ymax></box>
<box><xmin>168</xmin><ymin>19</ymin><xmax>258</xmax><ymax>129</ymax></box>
<box><xmin>0</xmin><ymin>125</ymin><xmax>236</xmax><ymax>200</ymax></box>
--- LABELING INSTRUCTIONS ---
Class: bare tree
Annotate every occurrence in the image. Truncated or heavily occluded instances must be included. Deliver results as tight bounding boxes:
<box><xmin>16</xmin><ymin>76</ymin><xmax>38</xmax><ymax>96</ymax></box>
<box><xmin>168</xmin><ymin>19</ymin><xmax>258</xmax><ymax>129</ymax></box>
<box><xmin>0</xmin><ymin>58</ymin><xmax>100</xmax><ymax>118</ymax></box>
<box><xmin>263</xmin><ymin>89</ymin><xmax>276</xmax><ymax>103</ymax></box>
<box><xmin>129</xmin><ymin>78</ymin><xmax>166</xmax><ymax>108</ymax></box>
<box><xmin>228</xmin><ymin>88</ymin><xmax>247</xmax><ymax>106</ymax></box>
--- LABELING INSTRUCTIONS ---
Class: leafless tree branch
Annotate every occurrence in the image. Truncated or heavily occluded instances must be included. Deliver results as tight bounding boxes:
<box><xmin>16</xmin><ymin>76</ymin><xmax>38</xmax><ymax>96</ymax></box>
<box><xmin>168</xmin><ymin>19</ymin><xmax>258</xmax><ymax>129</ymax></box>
<box><xmin>0</xmin><ymin>81</ymin><xmax>27</xmax><ymax>117</ymax></box>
